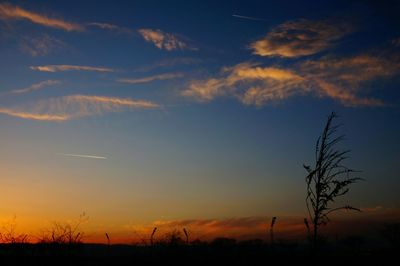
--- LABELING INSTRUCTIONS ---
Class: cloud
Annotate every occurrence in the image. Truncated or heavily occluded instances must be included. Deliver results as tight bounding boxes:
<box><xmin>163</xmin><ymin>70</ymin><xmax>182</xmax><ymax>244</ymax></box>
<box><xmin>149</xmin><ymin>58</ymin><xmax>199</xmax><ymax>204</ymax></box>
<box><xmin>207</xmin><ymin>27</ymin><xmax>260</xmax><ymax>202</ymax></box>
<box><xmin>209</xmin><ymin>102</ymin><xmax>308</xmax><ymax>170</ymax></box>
<box><xmin>138</xmin><ymin>28</ymin><xmax>196</xmax><ymax>51</ymax></box>
<box><xmin>0</xmin><ymin>95</ymin><xmax>160</xmax><ymax>121</ymax></box>
<box><xmin>11</xmin><ymin>80</ymin><xmax>61</xmax><ymax>94</ymax></box>
<box><xmin>56</xmin><ymin>153</ymin><xmax>107</xmax><ymax>160</ymax></box>
<box><xmin>300</xmin><ymin>54</ymin><xmax>399</xmax><ymax>106</ymax></box>
<box><xmin>232</xmin><ymin>14</ymin><xmax>268</xmax><ymax>22</ymax></box>
<box><xmin>182</xmin><ymin>62</ymin><xmax>308</xmax><ymax>106</ymax></box>
<box><xmin>153</xmin><ymin>217</ymin><xmax>268</xmax><ymax>229</ymax></box>
<box><xmin>250</xmin><ymin>19</ymin><xmax>351</xmax><ymax>57</ymax></box>
<box><xmin>361</xmin><ymin>206</ymin><xmax>384</xmax><ymax>212</ymax></box>
<box><xmin>117</xmin><ymin>72</ymin><xmax>184</xmax><ymax>84</ymax></box>
<box><xmin>0</xmin><ymin>2</ymin><xmax>83</xmax><ymax>31</ymax></box>
<box><xmin>135</xmin><ymin>216</ymin><xmax>305</xmax><ymax>242</ymax></box>
<box><xmin>392</xmin><ymin>37</ymin><xmax>400</xmax><ymax>47</ymax></box>
<box><xmin>82</xmin><ymin>208</ymin><xmax>400</xmax><ymax>244</ymax></box>
<box><xmin>123</xmin><ymin>210</ymin><xmax>400</xmax><ymax>243</ymax></box>
<box><xmin>0</xmin><ymin>108</ymin><xmax>70</xmax><ymax>121</ymax></box>
<box><xmin>134</xmin><ymin>57</ymin><xmax>202</xmax><ymax>72</ymax></box>
<box><xmin>30</xmin><ymin>65</ymin><xmax>115</xmax><ymax>73</ymax></box>
<box><xmin>19</xmin><ymin>34</ymin><xmax>66</xmax><ymax>57</ymax></box>
<box><xmin>87</xmin><ymin>22</ymin><xmax>133</xmax><ymax>35</ymax></box>
<box><xmin>183</xmin><ymin>54</ymin><xmax>400</xmax><ymax>107</ymax></box>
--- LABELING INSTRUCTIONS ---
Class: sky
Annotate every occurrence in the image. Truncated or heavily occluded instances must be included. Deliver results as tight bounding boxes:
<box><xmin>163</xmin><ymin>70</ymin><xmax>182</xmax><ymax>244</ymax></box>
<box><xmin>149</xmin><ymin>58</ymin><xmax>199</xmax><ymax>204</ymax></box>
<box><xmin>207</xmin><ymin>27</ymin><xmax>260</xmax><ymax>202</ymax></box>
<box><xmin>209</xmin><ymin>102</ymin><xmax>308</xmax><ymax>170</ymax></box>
<box><xmin>0</xmin><ymin>0</ymin><xmax>399</xmax><ymax>243</ymax></box>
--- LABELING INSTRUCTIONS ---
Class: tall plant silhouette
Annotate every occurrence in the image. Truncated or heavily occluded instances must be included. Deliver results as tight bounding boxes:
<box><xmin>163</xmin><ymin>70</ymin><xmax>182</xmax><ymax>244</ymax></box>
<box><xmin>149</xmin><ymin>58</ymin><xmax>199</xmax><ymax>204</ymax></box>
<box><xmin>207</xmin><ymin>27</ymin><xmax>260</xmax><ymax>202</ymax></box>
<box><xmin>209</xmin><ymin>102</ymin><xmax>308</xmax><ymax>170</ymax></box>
<box><xmin>303</xmin><ymin>112</ymin><xmax>362</xmax><ymax>247</ymax></box>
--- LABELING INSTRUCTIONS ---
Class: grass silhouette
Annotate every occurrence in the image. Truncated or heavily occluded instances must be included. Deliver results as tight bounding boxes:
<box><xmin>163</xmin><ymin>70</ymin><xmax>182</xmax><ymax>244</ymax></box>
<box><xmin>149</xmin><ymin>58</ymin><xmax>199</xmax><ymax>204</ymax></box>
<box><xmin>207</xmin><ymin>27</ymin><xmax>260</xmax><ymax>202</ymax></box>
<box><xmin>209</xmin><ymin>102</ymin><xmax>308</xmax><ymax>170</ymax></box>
<box><xmin>303</xmin><ymin>112</ymin><xmax>363</xmax><ymax>248</ymax></box>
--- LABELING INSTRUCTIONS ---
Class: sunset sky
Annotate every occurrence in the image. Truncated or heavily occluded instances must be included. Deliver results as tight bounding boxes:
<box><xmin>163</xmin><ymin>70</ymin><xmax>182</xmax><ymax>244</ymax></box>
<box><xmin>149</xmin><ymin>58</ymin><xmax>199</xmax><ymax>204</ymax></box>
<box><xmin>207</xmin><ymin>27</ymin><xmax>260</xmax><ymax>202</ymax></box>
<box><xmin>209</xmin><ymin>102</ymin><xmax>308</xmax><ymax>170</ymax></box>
<box><xmin>0</xmin><ymin>0</ymin><xmax>399</xmax><ymax>243</ymax></box>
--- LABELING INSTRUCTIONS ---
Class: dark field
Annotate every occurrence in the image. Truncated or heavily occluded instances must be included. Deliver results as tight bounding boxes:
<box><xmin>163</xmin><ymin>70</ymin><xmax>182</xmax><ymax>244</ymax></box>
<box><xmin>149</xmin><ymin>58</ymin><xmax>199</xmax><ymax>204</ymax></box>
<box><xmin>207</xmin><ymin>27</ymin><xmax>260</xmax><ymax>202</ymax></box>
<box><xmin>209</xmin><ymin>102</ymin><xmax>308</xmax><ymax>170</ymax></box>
<box><xmin>0</xmin><ymin>241</ymin><xmax>397</xmax><ymax>266</ymax></box>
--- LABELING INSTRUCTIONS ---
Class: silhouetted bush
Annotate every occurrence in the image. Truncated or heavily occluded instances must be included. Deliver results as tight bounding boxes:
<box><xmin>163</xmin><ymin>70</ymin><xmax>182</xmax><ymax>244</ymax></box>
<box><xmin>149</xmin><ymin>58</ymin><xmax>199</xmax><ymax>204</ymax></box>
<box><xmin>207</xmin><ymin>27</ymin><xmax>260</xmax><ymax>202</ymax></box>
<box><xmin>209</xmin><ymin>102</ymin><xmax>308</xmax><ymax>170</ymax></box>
<box><xmin>37</xmin><ymin>213</ymin><xmax>88</xmax><ymax>244</ymax></box>
<box><xmin>158</xmin><ymin>229</ymin><xmax>185</xmax><ymax>246</ymax></box>
<box><xmin>0</xmin><ymin>216</ymin><xmax>29</xmax><ymax>244</ymax></box>
<box><xmin>381</xmin><ymin>223</ymin><xmax>400</xmax><ymax>248</ymax></box>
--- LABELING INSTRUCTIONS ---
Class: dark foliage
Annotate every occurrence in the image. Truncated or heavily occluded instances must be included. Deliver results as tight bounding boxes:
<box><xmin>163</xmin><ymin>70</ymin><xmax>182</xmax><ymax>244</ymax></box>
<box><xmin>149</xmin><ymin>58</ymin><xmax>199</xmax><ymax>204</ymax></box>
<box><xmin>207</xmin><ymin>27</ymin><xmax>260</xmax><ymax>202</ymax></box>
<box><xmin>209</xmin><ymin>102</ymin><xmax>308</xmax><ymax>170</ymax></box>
<box><xmin>303</xmin><ymin>112</ymin><xmax>363</xmax><ymax>247</ymax></box>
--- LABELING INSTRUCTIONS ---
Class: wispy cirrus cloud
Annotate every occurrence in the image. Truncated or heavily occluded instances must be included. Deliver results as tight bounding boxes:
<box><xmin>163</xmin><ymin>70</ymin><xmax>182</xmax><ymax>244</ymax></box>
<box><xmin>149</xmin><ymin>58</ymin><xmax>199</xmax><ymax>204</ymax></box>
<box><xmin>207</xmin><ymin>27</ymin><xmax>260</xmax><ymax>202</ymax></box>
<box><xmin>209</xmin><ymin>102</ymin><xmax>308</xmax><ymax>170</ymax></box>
<box><xmin>300</xmin><ymin>54</ymin><xmax>399</xmax><ymax>106</ymax></box>
<box><xmin>10</xmin><ymin>80</ymin><xmax>61</xmax><ymax>94</ymax></box>
<box><xmin>30</xmin><ymin>65</ymin><xmax>115</xmax><ymax>73</ymax></box>
<box><xmin>138</xmin><ymin>28</ymin><xmax>196</xmax><ymax>51</ymax></box>
<box><xmin>0</xmin><ymin>2</ymin><xmax>83</xmax><ymax>31</ymax></box>
<box><xmin>232</xmin><ymin>14</ymin><xmax>268</xmax><ymax>22</ymax></box>
<box><xmin>117</xmin><ymin>72</ymin><xmax>184</xmax><ymax>84</ymax></box>
<box><xmin>183</xmin><ymin>54</ymin><xmax>400</xmax><ymax>107</ymax></box>
<box><xmin>182</xmin><ymin>62</ymin><xmax>308</xmax><ymax>105</ymax></box>
<box><xmin>250</xmin><ymin>19</ymin><xmax>351</xmax><ymax>57</ymax></box>
<box><xmin>0</xmin><ymin>95</ymin><xmax>160</xmax><ymax>121</ymax></box>
<box><xmin>19</xmin><ymin>34</ymin><xmax>66</xmax><ymax>57</ymax></box>
<box><xmin>87</xmin><ymin>22</ymin><xmax>133</xmax><ymax>35</ymax></box>
<box><xmin>134</xmin><ymin>57</ymin><xmax>202</xmax><ymax>72</ymax></box>
<box><xmin>0</xmin><ymin>108</ymin><xmax>69</xmax><ymax>121</ymax></box>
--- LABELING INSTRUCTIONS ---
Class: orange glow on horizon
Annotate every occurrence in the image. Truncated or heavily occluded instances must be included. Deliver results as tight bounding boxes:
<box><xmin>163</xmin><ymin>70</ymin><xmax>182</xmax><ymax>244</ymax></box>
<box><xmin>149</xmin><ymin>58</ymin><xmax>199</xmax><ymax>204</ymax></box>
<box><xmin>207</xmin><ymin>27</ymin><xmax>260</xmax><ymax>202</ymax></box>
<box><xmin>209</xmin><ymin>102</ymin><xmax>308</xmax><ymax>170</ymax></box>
<box><xmin>1</xmin><ymin>208</ymin><xmax>398</xmax><ymax>244</ymax></box>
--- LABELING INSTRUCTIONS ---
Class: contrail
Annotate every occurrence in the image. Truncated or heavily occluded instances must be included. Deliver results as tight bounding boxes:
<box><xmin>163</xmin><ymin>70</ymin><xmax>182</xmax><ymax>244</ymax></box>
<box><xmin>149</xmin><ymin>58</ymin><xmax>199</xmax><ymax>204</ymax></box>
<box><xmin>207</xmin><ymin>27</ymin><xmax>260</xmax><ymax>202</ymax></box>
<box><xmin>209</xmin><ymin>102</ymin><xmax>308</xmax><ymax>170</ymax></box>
<box><xmin>57</xmin><ymin>153</ymin><xmax>107</xmax><ymax>159</ymax></box>
<box><xmin>232</xmin><ymin>14</ymin><xmax>268</xmax><ymax>22</ymax></box>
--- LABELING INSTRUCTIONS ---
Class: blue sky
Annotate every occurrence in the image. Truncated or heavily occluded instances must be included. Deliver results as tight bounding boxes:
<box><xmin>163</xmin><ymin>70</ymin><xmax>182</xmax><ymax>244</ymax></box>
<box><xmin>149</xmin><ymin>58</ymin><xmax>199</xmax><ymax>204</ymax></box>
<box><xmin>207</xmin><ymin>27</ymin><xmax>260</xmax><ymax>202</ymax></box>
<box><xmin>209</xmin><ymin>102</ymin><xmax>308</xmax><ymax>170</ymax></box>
<box><xmin>0</xmin><ymin>0</ymin><xmax>399</xmax><ymax>242</ymax></box>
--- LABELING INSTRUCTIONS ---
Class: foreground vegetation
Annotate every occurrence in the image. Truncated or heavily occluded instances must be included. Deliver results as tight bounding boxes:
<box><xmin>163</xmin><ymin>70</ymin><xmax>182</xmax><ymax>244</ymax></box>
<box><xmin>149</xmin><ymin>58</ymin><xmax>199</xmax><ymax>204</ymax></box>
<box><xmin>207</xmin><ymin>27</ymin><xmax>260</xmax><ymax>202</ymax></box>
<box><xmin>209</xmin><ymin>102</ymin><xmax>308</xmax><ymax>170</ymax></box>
<box><xmin>0</xmin><ymin>238</ymin><xmax>398</xmax><ymax>266</ymax></box>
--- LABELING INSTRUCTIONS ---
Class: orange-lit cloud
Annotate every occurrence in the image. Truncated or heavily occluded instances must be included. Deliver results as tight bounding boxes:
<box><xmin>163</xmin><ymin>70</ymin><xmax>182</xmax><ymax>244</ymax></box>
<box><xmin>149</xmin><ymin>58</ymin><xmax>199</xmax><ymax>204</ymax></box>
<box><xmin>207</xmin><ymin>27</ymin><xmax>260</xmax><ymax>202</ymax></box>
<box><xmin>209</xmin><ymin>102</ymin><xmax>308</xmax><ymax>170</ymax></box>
<box><xmin>136</xmin><ymin>208</ymin><xmax>400</xmax><ymax>244</ymax></box>
<box><xmin>301</xmin><ymin>54</ymin><xmax>399</xmax><ymax>106</ymax></box>
<box><xmin>30</xmin><ymin>65</ymin><xmax>115</xmax><ymax>73</ymax></box>
<box><xmin>138</xmin><ymin>28</ymin><xmax>196</xmax><ymax>51</ymax></box>
<box><xmin>182</xmin><ymin>62</ymin><xmax>308</xmax><ymax>106</ymax></box>
<box><xmin>311</xmin><ymin>78</ymin><xmax>384</xmax><ymax>107</ymax></box>
<box><xmin>11</xmin><ymin>80</ymin><xmax>61</xmax><ymax>94</ymax></box>
<box><xmin>0</xmin><ymin>2</ymin><xmax>83</xmax><ymax>31</ymax></box>
<box><xmin>250</xmin><ymin>19</ymin><xmax>351</xmax><ymax>57</ymax></box>
<box><xmin>119</xmin><ymin>216</ymin><xmax>307</xmax><ymax>243</ymax></box>
<box><xmin>183</xmin><ymin>54</ymin><xmax>400</xmax><ymax>107</ymax></box>
<box><xmin>19</xmin><ymin>34</ymin><xmax>66</xmax><ymax>57</ymax></box>
<box><xmin>0</xmin><ymin>108</ymin><xmax>69</xmax><ymax>121</ymax></box>
<box><xmin>69</xmin><ymin>95</ymin><xmax>160</xmax><ymax>108</ymax></box>
<box><xmin>110</xmin><ymin>209</ymin><xmax>400</xmax><ymax>244</ymax></box>
<box><xmin>0</xmin><ymin>95</ymin><xmax>160</xmax><ymax>121</ymax></box>
<box><xmin>117</xmin><ymin>72</ymin><xmax>184</xmax><ymax>84</ymax></box>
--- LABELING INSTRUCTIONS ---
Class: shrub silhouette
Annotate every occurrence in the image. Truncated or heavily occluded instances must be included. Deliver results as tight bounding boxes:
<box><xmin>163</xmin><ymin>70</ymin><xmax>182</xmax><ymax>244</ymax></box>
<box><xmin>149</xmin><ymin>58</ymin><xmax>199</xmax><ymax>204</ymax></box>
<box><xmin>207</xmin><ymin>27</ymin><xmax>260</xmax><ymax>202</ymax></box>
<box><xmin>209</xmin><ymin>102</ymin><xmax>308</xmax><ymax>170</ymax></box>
<box><xmin>303</xmin><ymin>112</ymin><xmax>363</xmax><ymax>248</ymax></box>
<box><xmin>0</xmin><ymin>215</ymin><xmax>29</xmax><ymax>244</ymax></box>
<box><xmin>162</xmin><ymin>229</ymin><xmax>185</xmax><ymax>246</ymax></box>
<box><xmin>38</xmin><ymin>213</ymin><xmax>88</xmax><ymax>244</ymax></box>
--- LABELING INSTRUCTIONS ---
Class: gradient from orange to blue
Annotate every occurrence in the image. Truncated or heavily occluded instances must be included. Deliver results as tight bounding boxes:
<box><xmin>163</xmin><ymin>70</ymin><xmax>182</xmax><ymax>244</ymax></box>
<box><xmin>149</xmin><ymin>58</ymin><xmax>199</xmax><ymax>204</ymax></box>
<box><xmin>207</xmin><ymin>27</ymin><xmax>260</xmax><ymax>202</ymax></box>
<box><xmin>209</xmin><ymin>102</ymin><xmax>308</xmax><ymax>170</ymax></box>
<box><xmin>0</xmin><ymin>0</ymin><xmax>399</xmax><ymax>243</ymax></box>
